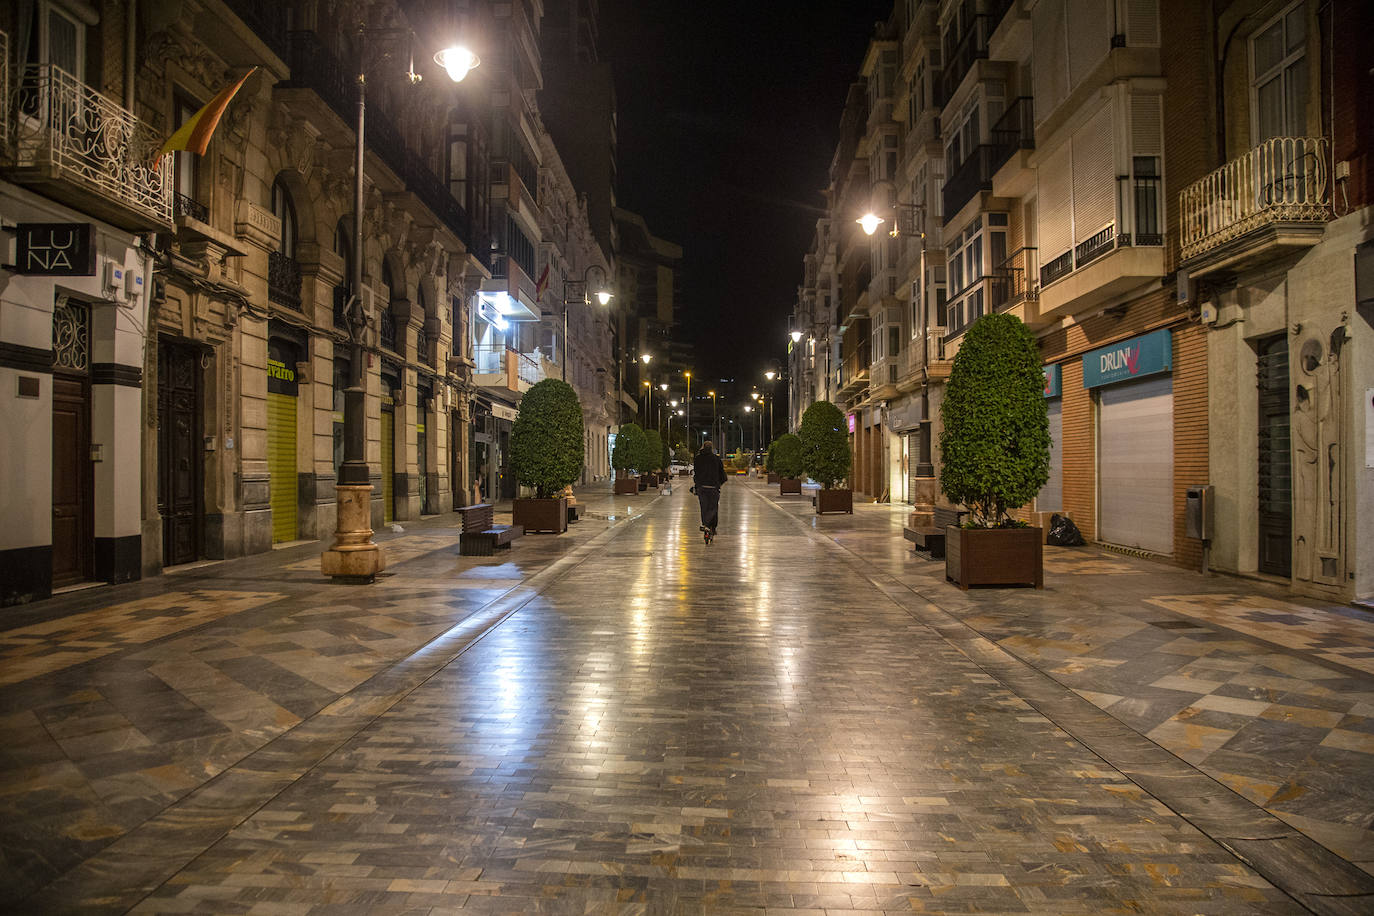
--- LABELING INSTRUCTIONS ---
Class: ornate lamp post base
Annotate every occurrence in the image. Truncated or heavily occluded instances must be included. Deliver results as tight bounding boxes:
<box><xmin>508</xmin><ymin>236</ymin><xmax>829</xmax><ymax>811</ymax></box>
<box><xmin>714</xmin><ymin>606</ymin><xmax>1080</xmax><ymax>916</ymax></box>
<box><xmin>321</xmin><ymin>484</ymin><xmax>387</xmax><ymax>582</ymax></box>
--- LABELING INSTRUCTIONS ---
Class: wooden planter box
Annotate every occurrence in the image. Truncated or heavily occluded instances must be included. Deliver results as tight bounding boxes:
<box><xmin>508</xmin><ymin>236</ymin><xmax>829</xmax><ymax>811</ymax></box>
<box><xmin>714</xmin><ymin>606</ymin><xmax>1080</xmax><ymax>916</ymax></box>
<box><xmin>637</xmin><ymin>475</ymin><xmax>649</xmax><ymax>491</ymax></box>
<box><xmin>767</xmin><ymin>473</ymin><xmax>780</xmax><ymax>484</ymax></box>
<box><xmin>816</xmin><ymin>488</ymin><xmax>853</xmax><ymax>514</ymax></box>
<box><xmin>614</xmin><ymin>476</ymin><xmax>638</xmax><ymax>495</ymax></box>
<box><xmin>779</xmin><ymin>477</ymin><xmax>802</xmax><ymax>495</ymax></box>
<box><xmin>513</xmin><ymin>497</ymin><xmax>568</xmax><ymax>534</ymax></box>
<box><xmin>945</xmin><ymin>526</ymin><xmax>1043</xmax><ymax>589</ymax></box>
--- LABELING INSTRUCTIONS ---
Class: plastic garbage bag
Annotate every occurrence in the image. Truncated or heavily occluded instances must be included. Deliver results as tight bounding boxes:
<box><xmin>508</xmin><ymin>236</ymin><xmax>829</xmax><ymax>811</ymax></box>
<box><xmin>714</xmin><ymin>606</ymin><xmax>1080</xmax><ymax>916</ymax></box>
<box><xmin>390</xmin><ymin>523</ymin><xmax>404</xmax><ymax>534</ymax></box>
<box><xmin>1046</xmin><ymin>513</ymin><xmax>1084</xmax><ymax>547</ymax></box>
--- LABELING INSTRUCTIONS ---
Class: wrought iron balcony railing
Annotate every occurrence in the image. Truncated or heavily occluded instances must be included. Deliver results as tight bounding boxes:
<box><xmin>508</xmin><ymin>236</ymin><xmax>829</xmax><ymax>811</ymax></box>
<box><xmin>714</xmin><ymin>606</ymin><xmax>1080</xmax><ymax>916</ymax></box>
<box><xmin>989</xmin><ymin>97</ymin><xmax>1034</xmax><ymax>168</ymax></box>
<box><xmin>268</xmin><ymin>251</ymin><xmax>302</xmax><ymax>310</ymax></box>
<box><xmin>174</xmin><ymin>192</ymin><xmax>209</xmax><ymax>223</ymax></box>
<box><xmin>7</xmin><ymin>63</ymin><xmax>172</xmax><ymax>228</ymax></box>
<box><xmin>380</xmin><ymin>307</ymin><xmax>398</xmax><ymax>352</ymax></box>
<box><xmin>989</xmin><ymin>246</ymin><xmax>1038</xmax><ymax>312</ymax></box>
<box><xmin>937</xmin><ymin>14</ymin><xmax>992</xmax><ymax>104</ymax></box>
<box><xmin>942</xmin><ymin>144</ymin><xmax>997</xmax><ymax>222</ymax></box>
<box><xmin>1178</xmin><ymin>136</ymin><xmax>1330</xmax><ymax>261</ymax></box>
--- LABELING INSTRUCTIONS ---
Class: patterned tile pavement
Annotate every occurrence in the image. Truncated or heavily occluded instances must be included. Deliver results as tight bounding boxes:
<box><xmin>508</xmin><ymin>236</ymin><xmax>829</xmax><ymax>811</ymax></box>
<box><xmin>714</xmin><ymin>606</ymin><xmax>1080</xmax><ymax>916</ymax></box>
<box><xmin>1</xmin><ymin>480</ymin><xmax>1371</xmax><ymax>913</ymax></box>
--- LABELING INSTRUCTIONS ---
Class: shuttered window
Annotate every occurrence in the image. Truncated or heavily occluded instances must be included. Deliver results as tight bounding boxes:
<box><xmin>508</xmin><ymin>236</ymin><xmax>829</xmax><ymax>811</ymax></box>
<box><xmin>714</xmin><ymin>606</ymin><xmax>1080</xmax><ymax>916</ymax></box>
<box><xmin>1125</xmin><ymin>0</ymin><xmax>1161</xmax><ymax>47</ymax></box>
<box><xmin>1072</xmin><ymin>103</ymin><xmax>1115</xmax><ymax>244</ymax></box>
<box><xmin>1037</xmin><ymin>399</ymin><xmax>1063</xmax><ymax>512</ymax></box>
<box><xmin>1098</xmin><ymin>375</ymin><xmax>1174</xmax><ymax>555</ymax></box>
<box><xmin>1037</xmin><ymin>141</ymin><xmax>1073</xmax><ymax>264</ymax></box>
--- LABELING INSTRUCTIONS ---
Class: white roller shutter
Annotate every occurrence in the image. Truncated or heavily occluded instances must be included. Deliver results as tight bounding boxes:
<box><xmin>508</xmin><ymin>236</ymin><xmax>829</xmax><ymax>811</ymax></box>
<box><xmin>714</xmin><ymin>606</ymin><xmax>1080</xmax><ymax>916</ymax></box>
<box><xmin>1072</xmin><ymin>103</ymin><xmax>1116</xmax><ymax>244</ymax></box>
<box><xmin>1038</xmin><ymin>141</ymin><xmax>1074</xmax><ymax>265</ymax></box>
<box><xmin>1098</xmin><ymin>375</ymin><xmax>1173</xmax><ymax>554</ymax></box>
<box><xmin>1038</xmin><ymin>399</ymin><xmax>1063</xmax><ymax>512</ymax></box>
<box><xmin>1125</xmin><ymin>0</ymin><xmax>1161</xmax><ymax>47</ymax></box>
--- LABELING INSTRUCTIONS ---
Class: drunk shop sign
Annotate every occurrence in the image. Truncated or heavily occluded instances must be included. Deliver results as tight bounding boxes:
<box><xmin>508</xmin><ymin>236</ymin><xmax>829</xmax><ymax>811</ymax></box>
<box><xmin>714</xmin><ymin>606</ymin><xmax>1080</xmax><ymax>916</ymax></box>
<box><xmin>1082</xmin><ymin>329</ymin><xmax>1173</xmax><ymax>389</ymax></box>
<box><xmin>16</xmin><ymin>223</ymin><xmax>96</xmax><ymax>275</ymax></box>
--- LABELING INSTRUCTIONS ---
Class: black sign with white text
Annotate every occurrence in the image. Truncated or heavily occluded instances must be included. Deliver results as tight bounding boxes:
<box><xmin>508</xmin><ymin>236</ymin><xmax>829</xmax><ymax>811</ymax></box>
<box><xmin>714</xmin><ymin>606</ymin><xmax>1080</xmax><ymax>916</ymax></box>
<box><xmin>16</xmin><ymin>223</ymin><xmax>96</xmax><ymax>276</ymax></box>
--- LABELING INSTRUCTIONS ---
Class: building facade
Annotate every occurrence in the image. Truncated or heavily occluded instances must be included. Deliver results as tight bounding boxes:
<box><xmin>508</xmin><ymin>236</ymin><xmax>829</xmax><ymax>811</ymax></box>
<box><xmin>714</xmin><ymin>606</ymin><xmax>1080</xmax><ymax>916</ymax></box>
<box><xmin>1</xmin><ymin>0</ymin><xmax>626</xmax><ymax>607</ymax></box>
<box><xmin>795</xmin><ymin>0</ymin><xmax>1371</xmax><ymax>603</ymax></box>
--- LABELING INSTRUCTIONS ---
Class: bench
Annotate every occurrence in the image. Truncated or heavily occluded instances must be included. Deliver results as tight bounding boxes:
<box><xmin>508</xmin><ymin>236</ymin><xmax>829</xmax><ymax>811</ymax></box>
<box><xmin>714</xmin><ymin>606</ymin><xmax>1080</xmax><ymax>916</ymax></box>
<box><xmin>903</xmin><ymin>506</ymin><xmax>967</xmax><ymax>559</ymax></box>
<box><xmin>456</xmin><ymin>503</ymin><xmax>524</xmax><ymax>556</ymax></box>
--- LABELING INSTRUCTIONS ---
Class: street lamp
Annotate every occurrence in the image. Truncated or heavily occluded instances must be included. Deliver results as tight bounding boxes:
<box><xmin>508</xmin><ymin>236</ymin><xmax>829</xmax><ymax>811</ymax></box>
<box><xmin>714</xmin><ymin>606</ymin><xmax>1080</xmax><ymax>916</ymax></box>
<box><xmin>708</xmin><ymin>390</ymin><xmax>717</xmax><ymax>448</ymax></box>
<box><xmin>642</xmin><ymin>379</ymin><xmax>652</xmax><ymax>423</ymax></box>
<box><xmin>324</xmin><ymin>26</ymin><xmax>477</xmax><ymax>583</ymax></box>
<box><xmin>856</xmin><ymin>178</ymin><xmax>926</xmax><ymax>238</ymax></box>
<box><xmin>559</xmin><ymin>263</ymin><xmax>613</xmax><ymax>382</ymax></box>
<box><xmin>683</xmin><ymin>370</ymin><xmax>692</xmax><ymax>454</ymax></box>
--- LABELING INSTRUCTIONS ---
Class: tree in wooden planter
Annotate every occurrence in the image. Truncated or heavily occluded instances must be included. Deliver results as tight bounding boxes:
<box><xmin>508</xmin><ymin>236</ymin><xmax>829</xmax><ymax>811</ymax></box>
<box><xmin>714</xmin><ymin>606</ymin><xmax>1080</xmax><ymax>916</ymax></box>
<box><xmin>510</xmin><ymin>378</ymin><xmax>583</xmax><ymax>533</ymax></box>
<box><xmin>800</xmin><ymin>400</ymin><xmax>853</xmax><ymax>514</ymax></box>
<box><xmin>939</xmin><ymin>312</ymin><xmax>1050</xmax><ymax>588</ymax></box>
<box><xmin>769</xmin><ymin>433</ymin><xmax>804</xmax><ymax>494</ymax></box>
<box><xmin>643</xmin><ymin>429</ymin><xmax>665</xmax><ymax>485</ymax></box>
<box><xmin>612</xmin><ymin>423</ymin><xmax>646</xmax><ymax>494</ymax></box>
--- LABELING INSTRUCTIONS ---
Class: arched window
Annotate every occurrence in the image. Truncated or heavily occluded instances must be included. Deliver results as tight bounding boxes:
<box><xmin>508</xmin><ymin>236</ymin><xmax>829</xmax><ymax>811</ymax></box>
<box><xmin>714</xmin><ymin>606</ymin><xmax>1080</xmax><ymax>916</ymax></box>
<box><xmin>416</xmin><ymin>283</ymin><xmax>431</xmax><ymax>365</ymax></box>
<box><xmin>270</xmin><ymin>178</ymin><xmax>297</xmax><ymax>256</ymax></box>
<box><xmin>268</xmin><ymin>178</ymin><xmax>301</xmax><ymax>309</ymax></box>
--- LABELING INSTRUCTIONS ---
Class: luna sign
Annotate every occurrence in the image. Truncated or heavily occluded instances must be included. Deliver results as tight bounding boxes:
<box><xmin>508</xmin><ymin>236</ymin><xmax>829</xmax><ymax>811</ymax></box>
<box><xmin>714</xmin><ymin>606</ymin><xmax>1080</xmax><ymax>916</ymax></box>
<box><xmin>1082</xmin><ymin>328</ymin><xmax>1173</xmax><ymax>389</ymax></box>
<box><xmin>16</xmin><ymin>223</ymin><xmax>96</xmax><ymax>276</ymax></box>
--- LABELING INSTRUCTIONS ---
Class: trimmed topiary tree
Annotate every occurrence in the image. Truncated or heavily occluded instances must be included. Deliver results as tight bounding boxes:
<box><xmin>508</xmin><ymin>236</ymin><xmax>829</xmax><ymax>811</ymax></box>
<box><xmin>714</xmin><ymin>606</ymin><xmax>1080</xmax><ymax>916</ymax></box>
<box><xmin>674</xmin><ymin>445</ymin><xmax>692</xmax><ymax>465</ymax></box>
<box><xmin>768</xmin><ymin>433</ymin><xmax>804</xmax><ymax>479</ymax></box>
<box><xmin>798</xmin><ymin>400</ymin><xmax>851</xmax><ymax>489</ymax></box>
<box><xmin>643</xmin><ymin>429</ymin><xmax>666</xmax><ymax>473</ymax></box>
<box><xmin>612</xmin><ymin>423</ymin><xmax>648</xmax><ymax>474</ymax></box>
<box><xmin>510</xmin><ymin>378</ymin><xmax>584</xmax><ymax>499</ymax></box>
<box><xmin>939</xmin><ymin>312</ymin><xmax>1050</xmax><ymax>528</ymax></box>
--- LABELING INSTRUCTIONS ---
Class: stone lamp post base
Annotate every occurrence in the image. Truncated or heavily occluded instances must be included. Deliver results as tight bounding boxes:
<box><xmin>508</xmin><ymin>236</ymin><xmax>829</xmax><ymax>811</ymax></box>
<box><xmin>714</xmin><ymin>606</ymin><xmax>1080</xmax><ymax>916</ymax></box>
<box><xmin>321</xmin><ymin>485</ymin><xmax>387</xmax><ymax>582</ymax></box>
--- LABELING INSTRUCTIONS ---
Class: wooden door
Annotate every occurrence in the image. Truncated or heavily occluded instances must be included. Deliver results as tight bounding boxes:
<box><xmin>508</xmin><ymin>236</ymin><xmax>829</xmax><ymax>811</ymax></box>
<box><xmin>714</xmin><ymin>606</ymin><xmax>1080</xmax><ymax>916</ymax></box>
<box><xmin>158</xmin><ymin>341</ymin><xmax>203</xmax><ymax>565</ymax></box>
<box><xmin>52</xmin><ymin>375</ymin><xmax>92</xmax><ymax>587</ymax></box>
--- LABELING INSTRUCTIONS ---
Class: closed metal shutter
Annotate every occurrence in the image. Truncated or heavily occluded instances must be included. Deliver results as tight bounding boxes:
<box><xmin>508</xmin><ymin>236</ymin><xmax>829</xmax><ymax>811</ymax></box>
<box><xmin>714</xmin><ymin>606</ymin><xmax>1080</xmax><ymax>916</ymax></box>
<box><xmin>1072</xmin><ymin>103</ymin><xmax>1115</xmax><ymax>245</ymax></box>
<box><xmin>1038</xmin><ymin>141</ymin><xmax>1074</xmax><ymax>265</ymax></box>
<box><xmin>267</xmin><ymin>391</ymin><xmax>297</xmax><ymax>543</ymax></box>
<box><xmin>1038</xmin><ymin>399</ymin><xmax>1063</xmax><ymax>512</ymax></box>
<box><xmin>1098</xmin><ymin>375</ymin><xmax>1173</xmax><ymax>554</ymax></box>
<box><xmin>381</xmin><ymin>402</ymin><xmax>395</xmax><ymax>524</ymax></box>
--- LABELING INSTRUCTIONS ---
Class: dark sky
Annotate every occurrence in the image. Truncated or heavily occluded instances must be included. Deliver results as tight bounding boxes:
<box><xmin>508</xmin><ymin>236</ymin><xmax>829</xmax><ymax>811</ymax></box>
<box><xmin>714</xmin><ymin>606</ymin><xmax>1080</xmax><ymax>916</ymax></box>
<box><xmin>599</xmin><ymin>1</ymin><xmax>893</xmax><ymax>390</ymax></box>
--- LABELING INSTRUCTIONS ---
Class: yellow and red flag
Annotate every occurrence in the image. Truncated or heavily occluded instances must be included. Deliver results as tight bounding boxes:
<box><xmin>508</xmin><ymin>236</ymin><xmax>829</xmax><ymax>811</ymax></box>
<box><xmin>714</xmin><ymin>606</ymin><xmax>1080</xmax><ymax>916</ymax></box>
<box><xmin>534</xmin><ymin>263</ymin><xmax>550</xmax><ymax>303</ymax></box>
<box><xmin>154</xmin><ymin>68</ymin><xmax>257</xmax><ymax>167</ymax></box>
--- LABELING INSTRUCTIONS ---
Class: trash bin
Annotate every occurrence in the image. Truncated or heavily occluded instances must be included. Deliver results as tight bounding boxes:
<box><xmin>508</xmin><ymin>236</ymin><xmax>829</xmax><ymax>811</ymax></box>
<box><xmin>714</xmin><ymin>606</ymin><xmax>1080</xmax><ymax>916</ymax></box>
<box><xmin>1185</xmin><ymin>485</ymin><xmax>1213</xmax><ymax>541</ymax></box>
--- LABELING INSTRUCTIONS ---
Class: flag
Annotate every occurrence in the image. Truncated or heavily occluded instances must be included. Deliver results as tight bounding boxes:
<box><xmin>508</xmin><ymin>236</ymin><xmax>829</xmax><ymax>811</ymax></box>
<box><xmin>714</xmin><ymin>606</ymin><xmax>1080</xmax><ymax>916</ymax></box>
<box><xmin>534</xmin><ymin>263</ymin><xmax>550</xmax><ymax>303</ymax></box>
<box><xmin>154</xmin><ymin>68</ymin><xmax>257</xmax><ymax>168</ymax></box>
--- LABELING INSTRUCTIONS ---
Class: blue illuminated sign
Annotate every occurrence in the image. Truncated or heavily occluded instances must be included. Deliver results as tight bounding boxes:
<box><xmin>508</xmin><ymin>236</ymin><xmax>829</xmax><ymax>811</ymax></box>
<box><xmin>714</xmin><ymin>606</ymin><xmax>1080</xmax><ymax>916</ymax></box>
<box><xmin>1082</xmin><ymin>329</ymin><xmax>1173</xmax><ymax>389</ymax></box>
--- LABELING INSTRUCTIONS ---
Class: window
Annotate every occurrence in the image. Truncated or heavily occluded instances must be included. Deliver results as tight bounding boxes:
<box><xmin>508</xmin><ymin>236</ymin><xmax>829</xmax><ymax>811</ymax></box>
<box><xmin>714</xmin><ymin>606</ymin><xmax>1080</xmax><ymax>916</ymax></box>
<box><xmin>944</xmin><ymin>214</ymin><xmax>1007</xmax><ymax>336</ymax></box>
<box><xmin>945</xmin><ymin>97</ymin><xmax>980</xmax><ymax>172</ymax></box>
<box><xmin>1132</xmin><ymin>157</ymin><xmax>1162</xmax><ymax>244</ymax></box>
<box><xmin>173</xmin><ymin>93</ymin><xmax>201</xmax><ymax>206</ymax></box>
<box><xmin>448</xmin><ymin>120</ymin><xmax>469</xmax><ymax>205</ymax></box>
<box><xmin>44</xmin><ymin>2</ymin><xmax>84</xmax><ymax>81</ymax></box>
<box><xmin>505</xmin><ymin>215</ymin><xmax>535</xmax><ymax>278</ymax></box>
<box><xmin>270</xmin><ymin>178</ymin><xmax>296</xmax><ymax>257</ymax></box>
<box><xmin>1251</xmin><ymin>1</ymin><xmax>1307</xmax><ymax>142</ymax></box>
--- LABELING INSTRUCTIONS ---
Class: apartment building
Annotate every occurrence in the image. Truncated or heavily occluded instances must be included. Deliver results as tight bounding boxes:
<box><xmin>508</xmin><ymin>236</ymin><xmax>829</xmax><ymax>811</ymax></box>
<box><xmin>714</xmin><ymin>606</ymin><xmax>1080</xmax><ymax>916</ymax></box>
<box><xmin>611</xmin><ymin>205</ymin><xmax>683</xmax><ymax>431</ymax></box>
<box><xmin>796</xmin><ymin>0</ymin><xmax>1370</xmax><ymax>600</ymax></box>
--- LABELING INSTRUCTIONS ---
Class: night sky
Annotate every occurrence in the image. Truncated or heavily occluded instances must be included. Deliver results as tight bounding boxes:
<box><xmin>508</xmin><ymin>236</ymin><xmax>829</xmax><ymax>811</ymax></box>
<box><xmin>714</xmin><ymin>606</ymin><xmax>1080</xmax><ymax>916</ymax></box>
<box><xmin>599</xmin><ymin>1</ymin><xmax>893</xmax><ymax>392</ymax></box>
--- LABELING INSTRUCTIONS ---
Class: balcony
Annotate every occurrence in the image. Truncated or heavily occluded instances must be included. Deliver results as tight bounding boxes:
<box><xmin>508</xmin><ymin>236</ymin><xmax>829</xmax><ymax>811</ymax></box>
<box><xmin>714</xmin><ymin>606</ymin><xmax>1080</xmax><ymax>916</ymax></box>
<box><xmin>4</xmin><ymin>63</ymin><xmax>172</xmax><ymax>231</ymax></box>
<box><xmin>942</xmin><ymin>144</ymin><xmax>998</xmax><ymax>223</ymax></box>
<box><xmin>267</xmin><ymin>251</ymin><xmax>302</xmax><ymax>310</ymax></box>
<box><xmin>989</xmin><ymin>246</ymin><xmax>1038</xmax><ymax>312</ymax></box>
<box><xmin>222</xmin><ymin>0</ymin><xmax>290</xmax><ymax>61</ymax></box>
<box><xmin>937</xmin><ymin>15</ymin><xmax>993</xmax><ymax>105</ymax></box>
<box><xmin>473</xmin><ymin>345</ymin><xmax>542</xmax><ymax>394</ymax></box>
<box><xmin>1178</xmin><ymin>136</ymin><xmax>1331</xmax><ymax>275</ymax></box>
<box><xmin>837</xmin><ymin>347</ymin><xmax>871</xmax><ymax>400</ymax></box>
<box><xmin>1037</xmin><ymin>222</ymin><xmax>1166</xmax><ymax>322</ymax></box>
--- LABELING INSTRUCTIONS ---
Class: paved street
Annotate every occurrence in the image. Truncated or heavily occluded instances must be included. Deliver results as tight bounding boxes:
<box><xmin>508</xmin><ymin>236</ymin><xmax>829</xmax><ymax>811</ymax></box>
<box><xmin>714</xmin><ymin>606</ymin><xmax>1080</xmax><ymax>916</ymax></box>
<box><xmin>3</xmin><ymin>479</ymin><xmax>1373</xmax><ymax>914</ymax></box>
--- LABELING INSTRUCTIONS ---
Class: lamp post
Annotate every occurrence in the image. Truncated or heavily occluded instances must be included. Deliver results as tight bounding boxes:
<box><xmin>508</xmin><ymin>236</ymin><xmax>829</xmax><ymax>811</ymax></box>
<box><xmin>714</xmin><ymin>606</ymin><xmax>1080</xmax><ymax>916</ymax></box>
<box><xmin>708</xmin><ymin>390</ymin><xmax>717</xmax><ymax>448</ymax></box>
<box><xmin>856</xmin><ymin>178</ymin><xmax>926</xmax><ymax>239</ymax></box>
<box><xmin>560</xmin><ymin>264</ymin><xmax>613</xmax><ymax>382</ymax></box>
<box><xmin>642</xmin><ymin>379</ymin><xmax>652</xmax><ymax>424</ymax></box>
<box><xmin>683</xmin><ymin>370</ymin><xmax>692</xmax><ymax>454</ymax></box>
<box><xmin>324</xmin><ymin>28</ymin><xmax>476</xmax><ymax>583</ymax></box>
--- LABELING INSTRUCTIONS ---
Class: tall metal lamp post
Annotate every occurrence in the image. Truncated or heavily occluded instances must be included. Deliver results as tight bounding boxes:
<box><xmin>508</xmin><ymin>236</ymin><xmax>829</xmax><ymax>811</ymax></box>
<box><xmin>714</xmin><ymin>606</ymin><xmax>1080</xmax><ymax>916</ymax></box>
<box><xmin>708</xmin><ymin>390</ymin><xmax>717</xmax><ymax>448</ymax></box>
<box><xmin>323</xmin><ymin>27</ymin><xmax>477</xmax><ymax>583</ymax></box>
<box><xmin>560</xmin><ymin>264</ymin><xmax>612</xmax><ymax>382</ymax></box>
<box><xmin>683</xmin><ymin>370</ymin><xmax>692</xmax><ymax>455</ymax></box>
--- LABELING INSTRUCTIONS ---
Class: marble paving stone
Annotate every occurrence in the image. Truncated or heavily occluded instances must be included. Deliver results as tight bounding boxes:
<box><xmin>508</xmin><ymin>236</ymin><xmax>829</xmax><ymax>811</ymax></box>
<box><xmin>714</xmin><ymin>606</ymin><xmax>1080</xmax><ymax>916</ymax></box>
<box><xmin>3</xmin><ymin>483</ymin><xmax>1373</xmax><ymax>913</ymax></box>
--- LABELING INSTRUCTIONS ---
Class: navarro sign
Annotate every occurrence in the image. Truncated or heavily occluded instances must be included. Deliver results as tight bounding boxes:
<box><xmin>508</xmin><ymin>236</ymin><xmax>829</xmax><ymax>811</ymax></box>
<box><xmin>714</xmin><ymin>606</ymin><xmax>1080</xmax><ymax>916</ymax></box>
<box><xmin>1082</xmin><ymin>328</ymin><xmax>1173</xmax><ymax>389</ymax></box>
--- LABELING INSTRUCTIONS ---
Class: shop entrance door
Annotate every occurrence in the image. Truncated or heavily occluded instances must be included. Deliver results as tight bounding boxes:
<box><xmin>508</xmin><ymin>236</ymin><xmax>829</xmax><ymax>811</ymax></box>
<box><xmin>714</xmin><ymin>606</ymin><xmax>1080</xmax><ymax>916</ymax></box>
<box><xmin>52</xmin><ymin>374</ymin><xmax>92</xmax><ymax>587</ymax></box>
<box><xmin>158</xmin><ymin>340</ymin><xmax>203</xmax><ymax>565</ymax></box>
<box><xmin>1256</xmin><ymin>336</ymin><xmax>1292</xmax><ymax>576</ymax></box>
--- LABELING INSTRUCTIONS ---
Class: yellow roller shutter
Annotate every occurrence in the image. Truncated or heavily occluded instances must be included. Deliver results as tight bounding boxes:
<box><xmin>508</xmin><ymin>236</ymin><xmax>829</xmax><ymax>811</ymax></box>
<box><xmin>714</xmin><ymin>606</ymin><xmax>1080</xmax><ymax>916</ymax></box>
<box><xmin>381</xmin><ymin>405</ymin><xmax>394</xmax><ymax>524</ymax></box>
<box><xmin>267</xmin><ymin>391</ymin><xmax>297</xmax><ymax>543</ymax></box>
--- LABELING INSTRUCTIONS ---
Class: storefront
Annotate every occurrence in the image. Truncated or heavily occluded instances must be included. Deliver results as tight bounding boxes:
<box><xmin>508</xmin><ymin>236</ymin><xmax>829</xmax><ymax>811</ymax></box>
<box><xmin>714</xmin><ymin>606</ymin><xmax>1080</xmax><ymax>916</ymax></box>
<box><xmin>266</xmin><ymin>336</ymin><xmax>301</xmax><ymax>544</ymax></box>
<box><xmin>380</xmin><ymin>369</ymin><xmax>399</xmax><ymax>524</ymax></box>
<box><xmin>1084</xmin><ymin>329</ymin><xmax>1175</xmax><ymax>555</ymax></box>
<box><xmin>1037</xmin><ymin>364</ymin><xmax>1063</xmax><ymax>513</ymax></box>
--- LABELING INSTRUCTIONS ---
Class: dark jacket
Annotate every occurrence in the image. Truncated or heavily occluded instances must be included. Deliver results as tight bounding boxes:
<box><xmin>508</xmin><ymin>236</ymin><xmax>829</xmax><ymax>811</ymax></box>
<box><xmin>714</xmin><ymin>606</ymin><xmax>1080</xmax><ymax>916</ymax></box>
<box><xmin>693</xmin><ymin>448</ymin><xmax>727</xmax><ymax>488</ymax></box>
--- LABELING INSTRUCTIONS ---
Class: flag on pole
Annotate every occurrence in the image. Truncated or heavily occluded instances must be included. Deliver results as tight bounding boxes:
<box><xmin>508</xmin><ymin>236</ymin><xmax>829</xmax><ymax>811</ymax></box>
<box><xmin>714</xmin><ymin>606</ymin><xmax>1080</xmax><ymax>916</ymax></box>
<box><xmin>154</xmin><ymin>68</ymin><xmax>257</xmax><ymax>168</ymax></box>
<box><xmin>534</xmin><ymin>264</ymin><xmax>550</xmax><ymax>303</ymax></box>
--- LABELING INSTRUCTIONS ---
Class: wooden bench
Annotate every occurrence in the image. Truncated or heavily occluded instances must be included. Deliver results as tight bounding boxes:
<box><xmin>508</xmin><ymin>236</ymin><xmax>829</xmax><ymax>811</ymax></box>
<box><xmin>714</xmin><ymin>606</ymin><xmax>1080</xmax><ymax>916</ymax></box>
<box><xmin>456</xmin><ymin>503</ymin><xmax>524</xmax><ymax>556</ymax></box>
<box><xmin>903</xmin><ymin>506</ymin><xmax>967</xmax><ymax>559</ymax></box>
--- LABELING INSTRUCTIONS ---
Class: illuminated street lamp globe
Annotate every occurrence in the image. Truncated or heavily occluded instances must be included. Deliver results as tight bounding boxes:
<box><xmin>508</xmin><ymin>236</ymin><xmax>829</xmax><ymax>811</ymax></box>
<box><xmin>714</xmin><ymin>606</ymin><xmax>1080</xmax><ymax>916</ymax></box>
<box><xmin>434</xmin><ymin>45</ymin><xmax>480</xmax><ymax>82</ymax></box>
<box><xmin>857</xmin><ymin>212</ymin><xmax>885</xmax><ymax>235</ymax></box>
